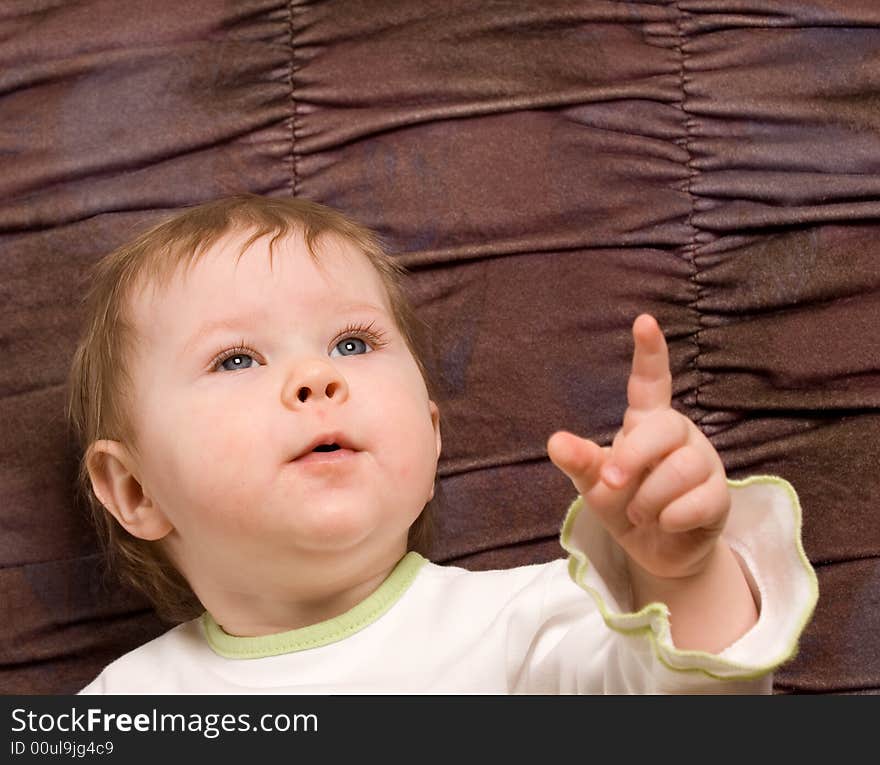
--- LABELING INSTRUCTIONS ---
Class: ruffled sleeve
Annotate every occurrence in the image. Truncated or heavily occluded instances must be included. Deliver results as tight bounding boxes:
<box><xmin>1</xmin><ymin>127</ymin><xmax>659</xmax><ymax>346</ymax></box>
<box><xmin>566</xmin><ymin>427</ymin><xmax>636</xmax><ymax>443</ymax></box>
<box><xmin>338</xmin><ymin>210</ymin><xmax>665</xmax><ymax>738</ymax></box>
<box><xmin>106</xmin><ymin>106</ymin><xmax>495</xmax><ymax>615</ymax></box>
<box><xmin>559</xmin><ymin>475</ymin><xmax>819</xmax><ymax>691</ymax></box>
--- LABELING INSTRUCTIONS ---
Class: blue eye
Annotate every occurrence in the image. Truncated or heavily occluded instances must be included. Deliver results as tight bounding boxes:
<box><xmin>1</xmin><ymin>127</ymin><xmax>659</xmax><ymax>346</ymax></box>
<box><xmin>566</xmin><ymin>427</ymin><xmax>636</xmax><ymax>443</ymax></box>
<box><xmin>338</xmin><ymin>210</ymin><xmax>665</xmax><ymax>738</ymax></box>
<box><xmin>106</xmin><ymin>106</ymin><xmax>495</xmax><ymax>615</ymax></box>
<box><xmin>218</xmin><ymin>353</ymin><xmax>260</xmax><ymax>372</ymax></box>
<box><xmin>331</xmin><ymin>337</ymin><xmax>371</xmax><ymax>357</ymax></box>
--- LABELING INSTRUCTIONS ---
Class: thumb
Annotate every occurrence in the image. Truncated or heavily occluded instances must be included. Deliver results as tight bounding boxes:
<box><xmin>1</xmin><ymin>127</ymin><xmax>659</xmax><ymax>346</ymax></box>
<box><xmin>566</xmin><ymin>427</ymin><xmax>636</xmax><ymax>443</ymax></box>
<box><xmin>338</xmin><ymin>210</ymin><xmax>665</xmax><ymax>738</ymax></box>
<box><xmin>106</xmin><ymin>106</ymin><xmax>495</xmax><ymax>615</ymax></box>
<box><xmin>547</xmin><ymin>431</ymin><xmax>609</xmax><ymax>498</ymax></box>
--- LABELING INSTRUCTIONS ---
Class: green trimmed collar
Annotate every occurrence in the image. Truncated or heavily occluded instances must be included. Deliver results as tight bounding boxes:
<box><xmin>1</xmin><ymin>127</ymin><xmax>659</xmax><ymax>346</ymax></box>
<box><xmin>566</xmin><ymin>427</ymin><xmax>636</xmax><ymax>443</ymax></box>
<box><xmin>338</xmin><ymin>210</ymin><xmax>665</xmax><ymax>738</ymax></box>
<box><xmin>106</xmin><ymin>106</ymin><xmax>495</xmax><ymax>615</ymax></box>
<box><xmin>201</xmin><ymin>552</ymin><xmax>427</xmax><ymax>659</ymax></box>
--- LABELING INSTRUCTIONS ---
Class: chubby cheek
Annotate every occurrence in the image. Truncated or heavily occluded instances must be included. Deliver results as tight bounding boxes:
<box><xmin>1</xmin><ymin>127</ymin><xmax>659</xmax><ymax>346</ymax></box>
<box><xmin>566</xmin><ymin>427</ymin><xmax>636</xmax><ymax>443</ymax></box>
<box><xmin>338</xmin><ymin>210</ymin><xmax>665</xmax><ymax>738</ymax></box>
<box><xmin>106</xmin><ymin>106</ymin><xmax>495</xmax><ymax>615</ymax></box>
<box><xmin>143</xmin><ymin>399</ymin><xmax>273</xmax><ymax>535</ymax></box>
<box><xmin>373</xmin><ymin>395</ymin><xmax>438</xmax><ymax>504</ymax></box>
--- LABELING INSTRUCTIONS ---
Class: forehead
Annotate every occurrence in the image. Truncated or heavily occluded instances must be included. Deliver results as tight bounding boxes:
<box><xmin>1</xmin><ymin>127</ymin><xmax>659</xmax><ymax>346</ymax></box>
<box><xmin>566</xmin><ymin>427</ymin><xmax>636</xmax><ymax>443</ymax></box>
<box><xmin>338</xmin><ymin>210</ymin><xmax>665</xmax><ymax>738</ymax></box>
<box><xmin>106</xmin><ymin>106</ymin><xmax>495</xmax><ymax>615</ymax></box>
<box><xmin>130</xmin><ymin>228</ymin><xmax>392</xmax><ymax>322</ymax></box>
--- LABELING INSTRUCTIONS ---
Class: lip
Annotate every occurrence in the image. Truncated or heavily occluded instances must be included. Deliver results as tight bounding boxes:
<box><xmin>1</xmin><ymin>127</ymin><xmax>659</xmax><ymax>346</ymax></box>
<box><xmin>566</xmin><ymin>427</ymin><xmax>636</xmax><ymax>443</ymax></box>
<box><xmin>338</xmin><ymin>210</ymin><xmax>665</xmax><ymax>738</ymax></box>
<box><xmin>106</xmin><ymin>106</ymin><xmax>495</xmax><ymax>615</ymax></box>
<box><xmin>294</xmin><ymin>447</ymin><xmax>359</xmax><ymax>465</ymax></box>
<box><xmin>291</xmin><ymin>431</ymin><xmax>360</xmax><ymax>462</ymax></box>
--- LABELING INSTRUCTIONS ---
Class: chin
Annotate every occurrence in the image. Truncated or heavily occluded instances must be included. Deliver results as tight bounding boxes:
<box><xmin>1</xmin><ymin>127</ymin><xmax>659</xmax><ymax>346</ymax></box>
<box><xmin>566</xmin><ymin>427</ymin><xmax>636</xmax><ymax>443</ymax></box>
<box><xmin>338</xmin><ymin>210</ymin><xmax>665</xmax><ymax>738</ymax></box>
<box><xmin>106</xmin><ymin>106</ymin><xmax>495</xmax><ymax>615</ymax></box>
<box><xmin>289</xmin><ymin>504</ymin><xmax>385</xmax><ymax>552</ymax></box>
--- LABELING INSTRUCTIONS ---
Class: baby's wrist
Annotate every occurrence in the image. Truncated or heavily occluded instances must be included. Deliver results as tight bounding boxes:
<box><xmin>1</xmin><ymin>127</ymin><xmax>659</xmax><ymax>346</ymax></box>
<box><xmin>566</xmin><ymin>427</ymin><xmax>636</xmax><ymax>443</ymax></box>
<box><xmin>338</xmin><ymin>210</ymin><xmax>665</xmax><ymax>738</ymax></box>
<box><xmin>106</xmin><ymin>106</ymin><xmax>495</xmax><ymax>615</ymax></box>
<box><xmin>626</xmin><ymin>541</ymin><xmax>759</xmax><ymax>652</ymax></box>
<box><xmin>624</xmin><ymin>538</ymin><xmax>726</xmax><ymax>597</ymax></box>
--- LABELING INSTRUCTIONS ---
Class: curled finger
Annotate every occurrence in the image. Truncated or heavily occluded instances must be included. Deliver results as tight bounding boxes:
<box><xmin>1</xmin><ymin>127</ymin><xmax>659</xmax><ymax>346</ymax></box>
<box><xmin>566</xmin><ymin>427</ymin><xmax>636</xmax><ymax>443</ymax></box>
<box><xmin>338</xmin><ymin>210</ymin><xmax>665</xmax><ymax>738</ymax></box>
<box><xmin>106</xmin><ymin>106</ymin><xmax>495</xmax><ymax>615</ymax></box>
<box><xmin>657</xmin><ymin>474</ymin><xmax>731</xmax><ymax>534</ymax></box>
<box><xmin>602</xmin><ymin>408</ymin><xmax>689</xmax><ymax>489</ymax></box>
<box><xmin>624</xmin><ymin>444</ymin><xmax>715</xmax><ymax>526</ymax></box>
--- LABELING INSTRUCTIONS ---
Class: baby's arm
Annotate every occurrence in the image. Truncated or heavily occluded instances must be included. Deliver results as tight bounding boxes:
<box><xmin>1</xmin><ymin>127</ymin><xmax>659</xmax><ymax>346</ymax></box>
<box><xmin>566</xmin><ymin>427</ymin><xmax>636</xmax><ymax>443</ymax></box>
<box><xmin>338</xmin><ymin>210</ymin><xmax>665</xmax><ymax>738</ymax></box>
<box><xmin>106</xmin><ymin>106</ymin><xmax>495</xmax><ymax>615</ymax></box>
<box><xmin>548</xmin><ymin>314</ymin><xmax>757</xmax><ymax>653</ymax></box>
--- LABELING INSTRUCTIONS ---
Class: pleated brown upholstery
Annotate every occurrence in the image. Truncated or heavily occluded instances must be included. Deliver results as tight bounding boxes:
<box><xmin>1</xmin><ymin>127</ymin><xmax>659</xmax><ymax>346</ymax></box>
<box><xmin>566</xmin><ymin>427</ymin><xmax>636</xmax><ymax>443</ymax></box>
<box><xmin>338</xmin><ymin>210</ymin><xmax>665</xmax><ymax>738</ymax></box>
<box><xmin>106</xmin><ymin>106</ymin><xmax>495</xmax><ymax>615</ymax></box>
<box><xmin>1</xmin><ymin>0</ymin><xmax>878</xmax><ymax>694</ymax></box>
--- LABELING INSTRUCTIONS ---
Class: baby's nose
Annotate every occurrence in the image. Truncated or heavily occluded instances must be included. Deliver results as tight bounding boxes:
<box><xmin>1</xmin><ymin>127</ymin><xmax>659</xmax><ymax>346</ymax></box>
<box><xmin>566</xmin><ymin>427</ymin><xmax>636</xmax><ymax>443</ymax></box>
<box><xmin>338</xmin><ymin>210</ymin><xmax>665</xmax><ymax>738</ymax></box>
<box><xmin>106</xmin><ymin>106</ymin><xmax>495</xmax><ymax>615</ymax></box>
<box><xmin>296</xmin><ymin>379</ymin><xmax>342</xmax><ymax>403</ymax></box>
<box><xmin>283</xmin><ymin>359</ymin><xmax>349</xmax><ymax>408</ymax></box>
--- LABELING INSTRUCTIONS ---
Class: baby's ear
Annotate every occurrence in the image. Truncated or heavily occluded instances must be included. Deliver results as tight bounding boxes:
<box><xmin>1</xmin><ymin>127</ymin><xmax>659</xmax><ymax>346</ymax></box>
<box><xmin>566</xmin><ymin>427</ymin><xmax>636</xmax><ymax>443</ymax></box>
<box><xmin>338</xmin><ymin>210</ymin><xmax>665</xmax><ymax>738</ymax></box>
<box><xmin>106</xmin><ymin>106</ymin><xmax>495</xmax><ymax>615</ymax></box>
<box><xmin>86</xmin><ymin>440</ymin><xmax>173</xmax><ymax>541</ymax></box>
<box><xmin>429</xmin><ymin>400</ymin><xmax>442</xmax><ymax>460</ymax></box>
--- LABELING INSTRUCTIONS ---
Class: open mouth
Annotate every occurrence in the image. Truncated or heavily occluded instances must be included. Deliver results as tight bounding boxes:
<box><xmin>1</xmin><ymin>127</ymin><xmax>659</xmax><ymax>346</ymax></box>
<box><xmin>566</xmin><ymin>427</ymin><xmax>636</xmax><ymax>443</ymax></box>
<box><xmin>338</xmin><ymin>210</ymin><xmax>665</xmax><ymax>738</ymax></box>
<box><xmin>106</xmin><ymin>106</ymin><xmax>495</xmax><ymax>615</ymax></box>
<box><xmin>292</xmin><ymin>440</ymin><xmax>359</xmax><ymax>465</ymax></box>
<box><xmin>291</xmin><ymin>433</ymin><xmax>359</xmax><ymax>464</ymax></box>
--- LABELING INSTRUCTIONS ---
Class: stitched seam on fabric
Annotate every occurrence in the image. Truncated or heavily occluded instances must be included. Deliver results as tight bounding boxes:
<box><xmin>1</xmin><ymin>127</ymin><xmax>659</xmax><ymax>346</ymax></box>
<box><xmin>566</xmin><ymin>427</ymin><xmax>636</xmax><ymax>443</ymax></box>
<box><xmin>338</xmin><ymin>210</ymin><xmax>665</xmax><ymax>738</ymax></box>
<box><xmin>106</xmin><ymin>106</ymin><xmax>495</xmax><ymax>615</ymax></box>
<box><xmin>674</xmin><ymin>3</ymin><xmax>705</xmax><ymax>423</ymax></box>
<box><xmin>287</xmin><ymin>1</ymin><xmax>301</xmax><ymax>197</ymax></box>
<box><xmin>210</xmin><ymin>576</ymin><xmax>402</xmax><ymax>656</ymax></box>
<box><xmin>560</xmin><ymin>477</ymin><xmax>819</xmax><ymax>681</ymax></box>
<box><xmin>244</xmin><ymin>570</ymin><xmax>407</xmax><ymax>654</ymax></box>
<box><xmin>203</xmin><ymin>554</ymin><xmax>428</xmax><ymax>658</ymax></box>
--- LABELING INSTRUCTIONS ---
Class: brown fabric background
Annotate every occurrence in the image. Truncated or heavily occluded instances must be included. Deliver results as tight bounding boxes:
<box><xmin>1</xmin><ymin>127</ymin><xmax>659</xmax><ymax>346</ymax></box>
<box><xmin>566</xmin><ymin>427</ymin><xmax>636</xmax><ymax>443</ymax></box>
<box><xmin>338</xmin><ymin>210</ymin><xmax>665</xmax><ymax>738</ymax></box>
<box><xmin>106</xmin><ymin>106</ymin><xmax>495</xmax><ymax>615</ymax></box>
<box><xmin>1</xmin><ymin>0</ymin><xmax>878</xmax><ymax>694</ymax></box>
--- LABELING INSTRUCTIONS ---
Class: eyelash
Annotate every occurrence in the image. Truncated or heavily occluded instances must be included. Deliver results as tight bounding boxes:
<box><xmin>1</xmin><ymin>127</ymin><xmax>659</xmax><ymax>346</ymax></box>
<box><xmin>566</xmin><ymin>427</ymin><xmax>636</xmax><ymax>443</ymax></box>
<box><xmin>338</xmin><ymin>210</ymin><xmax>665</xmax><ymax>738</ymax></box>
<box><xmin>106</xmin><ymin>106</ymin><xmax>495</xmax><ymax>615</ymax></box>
<box><xmin>335</xmin><ymin>320</ymin><xmax>389</xmax><ymax>353</ymax></box>
<box><xmin>208</xmin><ymin>321</ymin><xmax>389</xmax><ymax>372</ymax></box>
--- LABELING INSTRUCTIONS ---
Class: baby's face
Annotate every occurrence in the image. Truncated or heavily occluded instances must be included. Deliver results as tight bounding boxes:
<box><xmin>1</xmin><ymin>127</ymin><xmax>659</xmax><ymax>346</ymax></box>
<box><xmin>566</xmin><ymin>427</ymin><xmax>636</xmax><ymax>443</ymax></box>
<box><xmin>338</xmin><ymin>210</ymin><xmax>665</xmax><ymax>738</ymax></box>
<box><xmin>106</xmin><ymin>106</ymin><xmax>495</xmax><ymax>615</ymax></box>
<box><xmin>124</xmin><ymin>229</ymin><xmax>440</xmax><ymax>594</ymax></box>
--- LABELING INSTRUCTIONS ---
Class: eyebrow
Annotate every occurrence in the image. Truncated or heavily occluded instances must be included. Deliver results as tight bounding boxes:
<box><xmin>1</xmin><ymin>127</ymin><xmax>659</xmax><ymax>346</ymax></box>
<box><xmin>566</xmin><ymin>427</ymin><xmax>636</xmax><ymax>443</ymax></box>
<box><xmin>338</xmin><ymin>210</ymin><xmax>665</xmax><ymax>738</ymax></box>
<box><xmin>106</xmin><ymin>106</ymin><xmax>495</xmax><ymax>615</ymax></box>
<box><xmin>180</xmin><ymin>301</ymin><xmax>388</xmax><ymax>358</ymax></box>
<box><xmin>336</xmin><ymin>301</ymin><xmax>387</xmax><ymax>316</ymax></box>
<box><xmin>180</xmin><ymin>310</ymin><xmax>268</xmax><ymax>359</ymax></box>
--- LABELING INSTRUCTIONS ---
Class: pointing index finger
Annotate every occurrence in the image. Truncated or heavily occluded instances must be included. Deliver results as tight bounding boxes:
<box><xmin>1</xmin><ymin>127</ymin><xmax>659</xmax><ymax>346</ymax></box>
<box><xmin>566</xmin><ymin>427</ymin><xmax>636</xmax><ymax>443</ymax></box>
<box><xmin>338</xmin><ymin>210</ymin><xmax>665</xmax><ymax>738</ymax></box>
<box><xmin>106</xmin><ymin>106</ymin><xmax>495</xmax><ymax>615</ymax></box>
<box><xmin>626</xmin><ymin>314</ymin><xmax>672</xmax><ymax>415</ymax></box>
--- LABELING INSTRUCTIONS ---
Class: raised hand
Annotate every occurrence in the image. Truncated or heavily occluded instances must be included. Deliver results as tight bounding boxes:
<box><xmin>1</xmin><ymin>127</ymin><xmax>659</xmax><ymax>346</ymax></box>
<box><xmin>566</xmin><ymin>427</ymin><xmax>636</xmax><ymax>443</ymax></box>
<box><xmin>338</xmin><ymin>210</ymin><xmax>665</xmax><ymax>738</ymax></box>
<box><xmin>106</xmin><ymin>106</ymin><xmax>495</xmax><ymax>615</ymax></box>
<box><xmin>547</xmin><ymin>314</ymin><xmax>731</xmax><ymax>582</ymax></box>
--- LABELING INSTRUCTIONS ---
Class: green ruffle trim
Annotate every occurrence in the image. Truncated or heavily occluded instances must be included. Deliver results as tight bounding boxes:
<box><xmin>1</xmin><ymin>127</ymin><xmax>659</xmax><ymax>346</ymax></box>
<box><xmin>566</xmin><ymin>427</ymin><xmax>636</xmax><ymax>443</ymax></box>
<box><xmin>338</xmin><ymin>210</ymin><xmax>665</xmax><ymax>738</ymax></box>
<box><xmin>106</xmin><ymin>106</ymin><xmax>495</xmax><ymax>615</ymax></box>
<box><xmin>559</xmin><ymin>475</ymin><xmax>818</xmax><ymax>681</ymax></box>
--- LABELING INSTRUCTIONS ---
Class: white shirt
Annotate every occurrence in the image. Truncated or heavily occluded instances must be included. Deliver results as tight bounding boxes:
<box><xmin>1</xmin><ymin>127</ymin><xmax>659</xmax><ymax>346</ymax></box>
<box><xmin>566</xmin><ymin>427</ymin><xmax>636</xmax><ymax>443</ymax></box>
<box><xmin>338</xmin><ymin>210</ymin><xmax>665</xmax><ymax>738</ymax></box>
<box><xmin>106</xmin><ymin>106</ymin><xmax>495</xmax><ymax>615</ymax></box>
<box><xmin>80</xmin><ymin>476</ymin><xmax>817</xmax><ymax>694</ymax></box>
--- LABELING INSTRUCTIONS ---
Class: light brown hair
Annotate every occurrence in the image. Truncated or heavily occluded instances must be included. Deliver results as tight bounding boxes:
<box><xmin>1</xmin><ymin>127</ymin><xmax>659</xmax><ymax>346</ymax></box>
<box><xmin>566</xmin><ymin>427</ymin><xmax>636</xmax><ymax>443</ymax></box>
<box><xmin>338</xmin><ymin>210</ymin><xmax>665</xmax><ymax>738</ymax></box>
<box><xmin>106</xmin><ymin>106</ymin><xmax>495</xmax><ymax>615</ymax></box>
<box><xmin>67</xmin><ymin>194</ymin><xmax>437</xmax><ymax>623</ymax></box>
